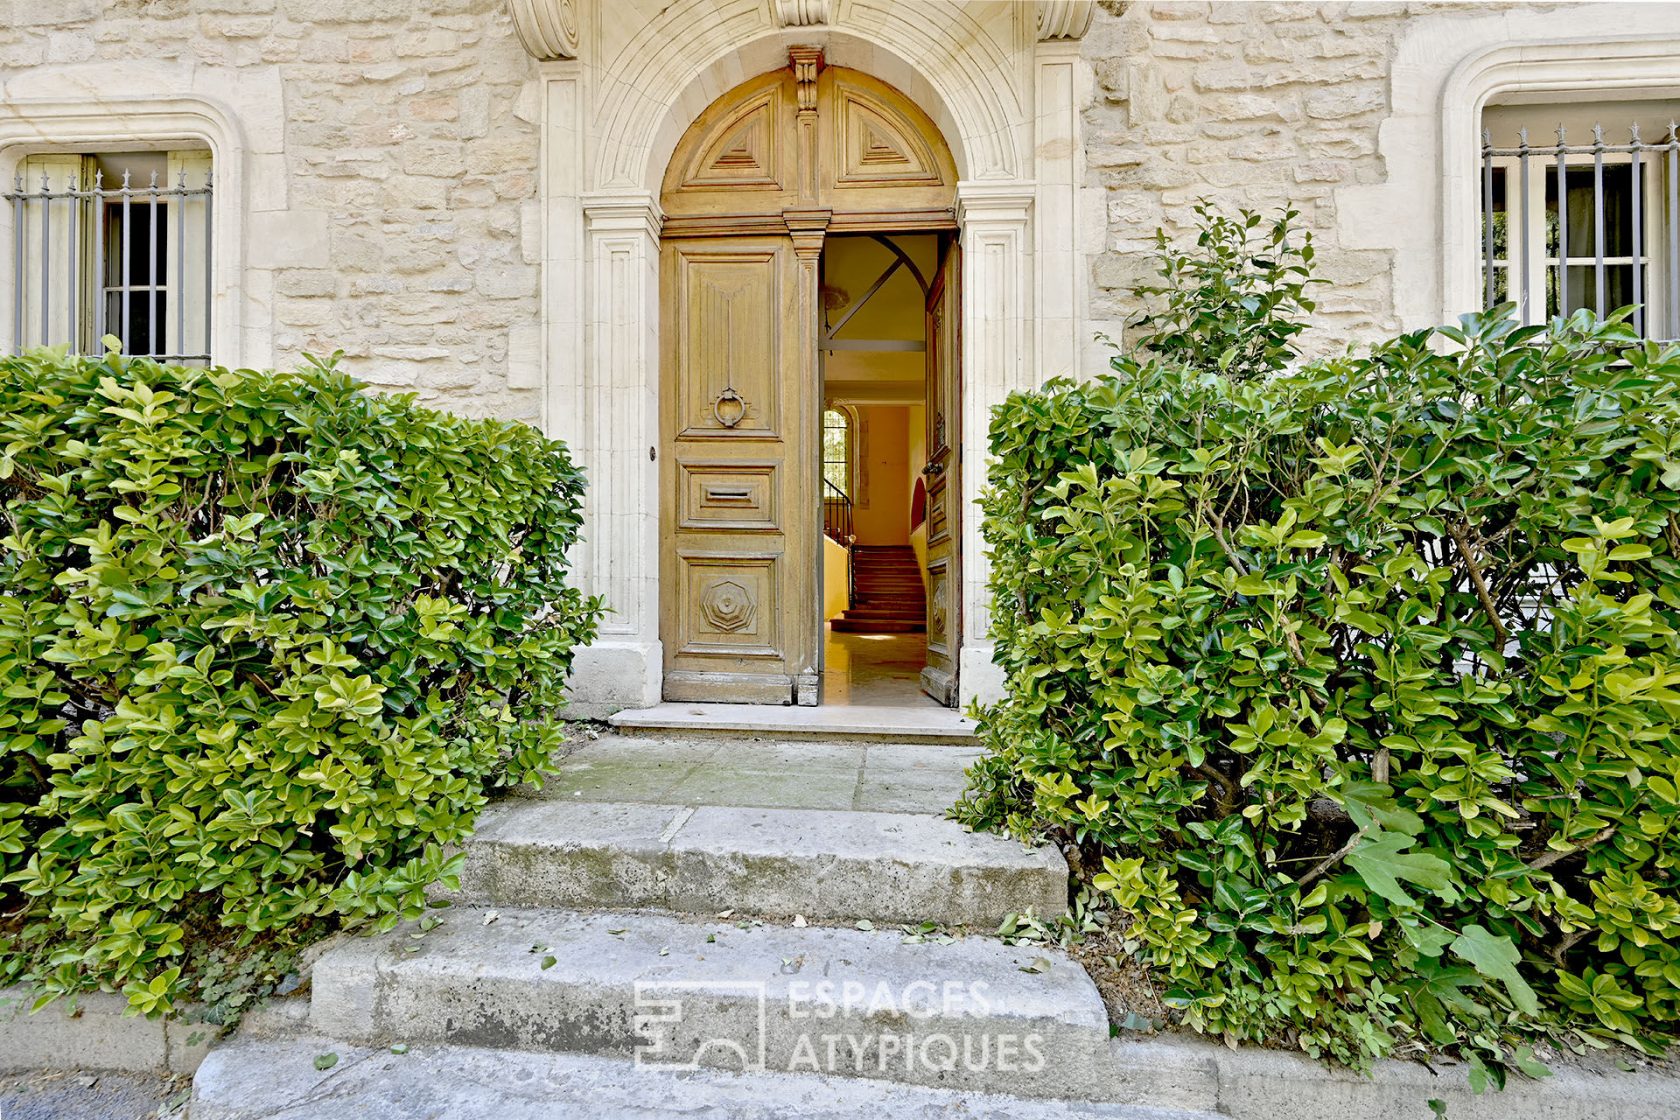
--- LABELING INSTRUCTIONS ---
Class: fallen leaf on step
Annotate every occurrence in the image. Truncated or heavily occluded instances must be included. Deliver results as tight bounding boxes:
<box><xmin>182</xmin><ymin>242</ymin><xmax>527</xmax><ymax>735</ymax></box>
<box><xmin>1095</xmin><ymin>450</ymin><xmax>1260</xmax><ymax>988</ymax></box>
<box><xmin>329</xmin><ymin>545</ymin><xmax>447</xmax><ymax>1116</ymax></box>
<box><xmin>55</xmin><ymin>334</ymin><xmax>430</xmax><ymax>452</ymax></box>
<box><xmin>855</xmin><ymin>920</ymin><xmax>874</xmax><ymax>931</ymax></box>
<box><xmin>716</xmin><ymin>909</ymin><xmax>735</xmax><ymax>919</ymax></box>
<box><xmin>1018</xmin><ymin>957</ymin><xmax>1053</xmax><ymax>974</ymax></box>
<box><xmin>482</xmin><ymin>910</ymin><xmax>499</xmax><ymax>926</ymax></box>
<box><xmin>792</xmin><ymin>914</ymin><xmax>808</xmax><ymax>928</ymax></box>
<box><xmin>314</xmin><ymin>1053</ymin><xmax>339</xmax><ymax>1071</ymax></box>
<box><xmin>390</xmin><ymin>1044</ymin><xmax>410</xmax><ymax>1055</ymax></box>
<box><xmin>608</xmin><ymin>928</ymin><xmax>627</xmax><ymax>936</ymax></box>
<box><xmin>541</xmin><ymin>955</ymin><xmax>557</xmax><ymax>970</ymax></box>
<box><xmin>659</xmin><ymin>946</ymin><xmax>670</xmax><ymax>956</ymax></box>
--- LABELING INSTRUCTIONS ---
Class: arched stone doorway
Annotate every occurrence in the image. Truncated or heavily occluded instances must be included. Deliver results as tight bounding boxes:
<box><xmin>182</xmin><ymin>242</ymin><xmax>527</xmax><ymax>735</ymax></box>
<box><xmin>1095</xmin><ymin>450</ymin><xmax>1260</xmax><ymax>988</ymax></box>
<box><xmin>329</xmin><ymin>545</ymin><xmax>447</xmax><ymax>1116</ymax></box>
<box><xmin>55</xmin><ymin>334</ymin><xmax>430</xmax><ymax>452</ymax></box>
<box><xmin>517</xmin><ymin>0</ymin><xmax>1096</xmax><ymax>718</ymax></box>
<box><xmin>657</xmin><ymin>51</ymin><xmax>961</xmax><ymax>706</ymax></box>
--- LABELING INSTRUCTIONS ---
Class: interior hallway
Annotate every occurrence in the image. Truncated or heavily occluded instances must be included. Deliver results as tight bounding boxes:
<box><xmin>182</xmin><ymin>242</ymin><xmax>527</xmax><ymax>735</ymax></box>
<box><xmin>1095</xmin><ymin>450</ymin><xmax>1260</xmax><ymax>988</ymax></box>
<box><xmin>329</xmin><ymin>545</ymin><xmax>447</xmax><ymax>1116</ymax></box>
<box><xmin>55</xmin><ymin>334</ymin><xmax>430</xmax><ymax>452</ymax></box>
<box><xmin>822</xmin><ymin>626</ymin><xmax>943</xmax><ymax>708</ymax></box>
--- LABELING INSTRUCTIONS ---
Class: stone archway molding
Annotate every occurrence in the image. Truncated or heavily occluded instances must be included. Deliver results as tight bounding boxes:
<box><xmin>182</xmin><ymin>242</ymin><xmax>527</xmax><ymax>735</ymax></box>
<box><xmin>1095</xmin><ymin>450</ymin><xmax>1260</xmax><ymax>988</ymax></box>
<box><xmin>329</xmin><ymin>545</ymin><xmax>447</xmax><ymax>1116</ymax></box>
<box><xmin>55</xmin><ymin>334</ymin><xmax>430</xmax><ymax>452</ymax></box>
<box><xmin>505</xmin><ymin>0</ymin><xmax>1096</xmax><ymax>58</ymax></box>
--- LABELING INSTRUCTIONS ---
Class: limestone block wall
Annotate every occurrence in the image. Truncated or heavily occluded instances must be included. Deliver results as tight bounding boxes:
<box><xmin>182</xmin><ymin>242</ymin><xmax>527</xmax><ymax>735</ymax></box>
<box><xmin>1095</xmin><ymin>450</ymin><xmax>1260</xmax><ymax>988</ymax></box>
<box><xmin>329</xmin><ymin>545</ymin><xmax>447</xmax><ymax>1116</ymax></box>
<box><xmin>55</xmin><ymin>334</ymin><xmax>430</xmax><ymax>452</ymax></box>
<box><xmin>1082</xmin><ymin>0</ymin><xmax>1418</xmax><ymax>360</ymax></box>
<box><xmin>0</xmin><ymin>0</ymin><xmax>542</xmax><ymax>423</ymax></box>
<box><xmin>1080</xmin><ymin>1</ymin><xmax>1680</xmax><ymax>366</ymax></box>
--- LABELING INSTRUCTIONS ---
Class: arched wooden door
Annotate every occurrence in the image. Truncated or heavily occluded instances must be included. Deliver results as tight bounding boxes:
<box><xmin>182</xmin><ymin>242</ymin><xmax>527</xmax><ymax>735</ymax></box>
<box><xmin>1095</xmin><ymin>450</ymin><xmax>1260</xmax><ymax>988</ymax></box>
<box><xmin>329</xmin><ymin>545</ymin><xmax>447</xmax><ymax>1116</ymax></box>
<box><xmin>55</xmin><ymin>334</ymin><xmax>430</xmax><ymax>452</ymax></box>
<box><xmin>658</xmin><ymin>50</ymin><xmax>959</xmax><ymax>705</ymax></box>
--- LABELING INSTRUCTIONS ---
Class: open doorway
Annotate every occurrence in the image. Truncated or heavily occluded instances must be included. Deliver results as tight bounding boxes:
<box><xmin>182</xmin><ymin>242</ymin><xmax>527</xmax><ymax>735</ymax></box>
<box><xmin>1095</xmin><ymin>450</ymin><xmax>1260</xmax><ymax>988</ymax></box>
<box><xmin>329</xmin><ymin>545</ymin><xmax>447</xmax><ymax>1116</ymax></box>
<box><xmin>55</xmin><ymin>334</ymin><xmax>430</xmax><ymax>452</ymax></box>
<box><xmin>818</xmin><ymin>232</ymin><xmax>957</xmax><ymax>709</ymax></box>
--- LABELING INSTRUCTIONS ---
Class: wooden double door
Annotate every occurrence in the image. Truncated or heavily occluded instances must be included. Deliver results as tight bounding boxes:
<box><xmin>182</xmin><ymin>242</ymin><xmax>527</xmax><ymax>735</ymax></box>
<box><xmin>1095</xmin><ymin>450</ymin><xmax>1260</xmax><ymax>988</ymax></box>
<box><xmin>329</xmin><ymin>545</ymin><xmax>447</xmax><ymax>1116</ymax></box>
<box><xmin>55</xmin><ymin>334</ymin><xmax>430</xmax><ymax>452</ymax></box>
<box><xmin>657</xmin><ymin>52</ymin><xmax>961</xmax><ymax>706</ymax></box>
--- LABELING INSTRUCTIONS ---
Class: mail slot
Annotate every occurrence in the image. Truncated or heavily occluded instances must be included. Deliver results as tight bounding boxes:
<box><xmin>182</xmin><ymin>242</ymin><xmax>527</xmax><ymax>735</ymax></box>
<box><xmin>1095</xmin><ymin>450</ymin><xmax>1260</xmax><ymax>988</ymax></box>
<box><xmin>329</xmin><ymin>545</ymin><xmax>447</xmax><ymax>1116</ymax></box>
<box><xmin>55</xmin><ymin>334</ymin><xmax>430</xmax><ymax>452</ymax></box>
<box><xmin>680</xmin><ymin>462</ymin><xmax>778</xmax><ymax>530</ymax></box>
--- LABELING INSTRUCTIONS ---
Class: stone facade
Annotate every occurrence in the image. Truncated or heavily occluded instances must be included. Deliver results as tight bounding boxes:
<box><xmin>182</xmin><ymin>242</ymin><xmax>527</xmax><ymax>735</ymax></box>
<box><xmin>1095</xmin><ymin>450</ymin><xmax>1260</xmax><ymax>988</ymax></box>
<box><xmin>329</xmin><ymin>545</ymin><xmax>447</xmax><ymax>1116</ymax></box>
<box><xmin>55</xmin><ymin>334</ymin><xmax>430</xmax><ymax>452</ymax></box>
<box><xmin>0</xmin><ymin>0</ymin><xmax>542</xmax><ymax>421</ymax></box>
<box><xmin>1085</xmin><ymin>0</ymin><xmax>1415</xmax><ymax>356</ymax></box>
<box><xmin>3</xmin><ymin>0</ymin><xmax>1678</xmax><ymax>713</ymax></box>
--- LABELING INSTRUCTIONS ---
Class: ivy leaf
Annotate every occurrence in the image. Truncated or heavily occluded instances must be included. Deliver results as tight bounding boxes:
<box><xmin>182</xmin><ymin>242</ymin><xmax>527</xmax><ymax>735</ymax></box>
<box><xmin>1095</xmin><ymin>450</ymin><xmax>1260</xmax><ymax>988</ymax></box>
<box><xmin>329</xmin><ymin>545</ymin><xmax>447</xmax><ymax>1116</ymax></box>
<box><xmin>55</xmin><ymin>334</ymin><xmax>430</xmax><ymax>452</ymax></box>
<box><xmin>1511</xmin><ymin>1044</ymin><xmax>1552</xmax><ymax>1080</ymax></box>
<box><xmin>1344</xmin><ymin>829</ymin><xmax>1450</xmax><ymax>906</ymax></box>
<box><xmin>1398</xmin><ymin>919</ymin><xmax>1456</xmax><ymax>958</ymax></box>
<box><xmin>1450</xmin><ymin>924</ymin><xmax>1539</xmax><ymax>1017</ymax></box>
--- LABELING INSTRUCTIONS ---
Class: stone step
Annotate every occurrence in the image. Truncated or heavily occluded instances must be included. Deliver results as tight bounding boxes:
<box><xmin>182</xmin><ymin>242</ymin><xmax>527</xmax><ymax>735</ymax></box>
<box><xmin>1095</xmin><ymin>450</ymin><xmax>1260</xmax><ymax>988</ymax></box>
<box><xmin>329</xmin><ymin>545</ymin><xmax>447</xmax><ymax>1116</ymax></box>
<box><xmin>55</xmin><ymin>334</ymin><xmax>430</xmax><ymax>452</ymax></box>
<box><xmin>307</xmin><ymin>907</ymin><xmax>1141</xmax><ymax>1101</ymax></box>
<box><xmin>838</xmin><ymin>610</ymin><xmax>926</xmax><ymax>623</ymax></box>
<box><xmin>191</xmin><ymin>1036</ymin><xmax>1221</xmax><ymax>1120</ymax></box>
<box><xmin>454</xmin><ymin>800</ymin><xmax>1067</xmax><ymax>928</ymax></box>
<box><xmin>831</xmin><ymin>618</ymin><xmax>925</xmax><ymax>633</ymax></box>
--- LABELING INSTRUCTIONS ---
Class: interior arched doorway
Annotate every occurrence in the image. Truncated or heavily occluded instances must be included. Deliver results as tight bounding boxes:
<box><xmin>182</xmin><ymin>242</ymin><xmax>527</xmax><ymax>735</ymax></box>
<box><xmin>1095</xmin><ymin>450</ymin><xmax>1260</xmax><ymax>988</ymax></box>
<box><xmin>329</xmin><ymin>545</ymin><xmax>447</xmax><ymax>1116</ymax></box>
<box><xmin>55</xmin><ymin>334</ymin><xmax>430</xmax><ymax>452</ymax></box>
<box><xmin>657</xmin><ymin>49</ymin><xmax>962</xmax><ymax>707</ymax></box>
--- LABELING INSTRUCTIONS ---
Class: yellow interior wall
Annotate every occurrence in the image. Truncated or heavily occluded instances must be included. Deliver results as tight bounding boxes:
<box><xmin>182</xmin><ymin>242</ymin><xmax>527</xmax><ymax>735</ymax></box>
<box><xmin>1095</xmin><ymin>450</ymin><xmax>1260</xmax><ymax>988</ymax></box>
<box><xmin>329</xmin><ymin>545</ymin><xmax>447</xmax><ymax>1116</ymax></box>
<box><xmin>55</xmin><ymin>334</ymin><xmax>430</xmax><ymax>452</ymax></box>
<box><xmin>823</xmin><ymin>534</ymin><xmax>850</xmax><ymax>621</ymax></box>
<box><xmin>853</xmin><ymin>405</ymin><xmax>911</xmax><ymax>545</ymax></box>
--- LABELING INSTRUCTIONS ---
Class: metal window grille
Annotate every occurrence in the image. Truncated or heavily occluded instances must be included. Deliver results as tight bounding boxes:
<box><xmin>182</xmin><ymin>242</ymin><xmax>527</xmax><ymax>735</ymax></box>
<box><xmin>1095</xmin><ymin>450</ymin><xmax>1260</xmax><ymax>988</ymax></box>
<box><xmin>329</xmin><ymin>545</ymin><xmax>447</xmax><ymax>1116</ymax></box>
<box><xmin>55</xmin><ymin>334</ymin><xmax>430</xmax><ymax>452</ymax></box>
<box><xmin>5</xmin><ymin>162</ymin><xmax>212</xmax><ymax>361</ymax></box>
<box><xmin>1481</xmin><ymin>122</ymin><xmax>1680</xmax><ymax>340</ymax></box>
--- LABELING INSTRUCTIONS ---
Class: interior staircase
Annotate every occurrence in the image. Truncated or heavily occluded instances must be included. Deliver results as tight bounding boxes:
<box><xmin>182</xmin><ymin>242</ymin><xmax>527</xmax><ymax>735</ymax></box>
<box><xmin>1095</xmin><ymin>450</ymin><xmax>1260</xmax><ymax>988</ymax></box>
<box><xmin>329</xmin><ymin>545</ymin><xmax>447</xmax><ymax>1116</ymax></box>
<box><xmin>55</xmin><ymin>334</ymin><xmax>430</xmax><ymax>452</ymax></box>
<box><xmin>831</xmin><ymin>544</ymin><xmax>926</xmax><ymax>633</ymax></box>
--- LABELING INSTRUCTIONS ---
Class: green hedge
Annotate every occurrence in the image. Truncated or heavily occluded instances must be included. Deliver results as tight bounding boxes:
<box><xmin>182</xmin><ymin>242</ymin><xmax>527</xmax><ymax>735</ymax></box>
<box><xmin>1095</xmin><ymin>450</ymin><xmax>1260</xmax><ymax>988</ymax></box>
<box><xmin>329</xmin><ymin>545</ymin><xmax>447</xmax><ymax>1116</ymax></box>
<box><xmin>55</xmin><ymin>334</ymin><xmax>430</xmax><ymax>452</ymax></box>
<box><xmin>958</xmin><ymin>216</ymin><xmax>1680</xmax><ymax>1077</ymax></box>
<box><xmin>0</xmin><ymin>345</ymin><xmax>601</xmax><ymax>1014</ymax></box>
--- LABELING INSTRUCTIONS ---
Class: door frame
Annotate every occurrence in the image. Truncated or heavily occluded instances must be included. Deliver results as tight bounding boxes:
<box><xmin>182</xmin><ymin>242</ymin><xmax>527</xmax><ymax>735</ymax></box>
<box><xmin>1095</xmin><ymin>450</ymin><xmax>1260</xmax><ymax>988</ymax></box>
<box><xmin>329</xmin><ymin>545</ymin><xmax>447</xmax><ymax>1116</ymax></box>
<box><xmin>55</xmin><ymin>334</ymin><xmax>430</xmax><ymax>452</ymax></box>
<box><xmin>653</xmin><ymin>55</ymin><xmax>964</xmax><ymax>707</ymax></box>
<box><xmin>813</xmin><ymin>229</ymin><xmax>961</xmax><ymax>707</ymax></box>
<box><xmin>537</xmin><ymin>20</ymin><xmax>1070</xmax><ymax>717</ymax></box>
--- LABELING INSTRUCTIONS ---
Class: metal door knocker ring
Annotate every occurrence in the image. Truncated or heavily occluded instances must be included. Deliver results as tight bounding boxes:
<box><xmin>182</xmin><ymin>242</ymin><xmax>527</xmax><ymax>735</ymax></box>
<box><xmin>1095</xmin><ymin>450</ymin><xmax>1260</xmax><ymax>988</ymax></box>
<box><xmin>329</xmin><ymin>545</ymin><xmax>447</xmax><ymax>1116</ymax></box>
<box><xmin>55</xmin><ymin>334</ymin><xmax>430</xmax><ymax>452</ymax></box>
<box><xmin>713</xmin><ymin>386</ymin><xmax>746</xmax><ymax>428</ymax></box>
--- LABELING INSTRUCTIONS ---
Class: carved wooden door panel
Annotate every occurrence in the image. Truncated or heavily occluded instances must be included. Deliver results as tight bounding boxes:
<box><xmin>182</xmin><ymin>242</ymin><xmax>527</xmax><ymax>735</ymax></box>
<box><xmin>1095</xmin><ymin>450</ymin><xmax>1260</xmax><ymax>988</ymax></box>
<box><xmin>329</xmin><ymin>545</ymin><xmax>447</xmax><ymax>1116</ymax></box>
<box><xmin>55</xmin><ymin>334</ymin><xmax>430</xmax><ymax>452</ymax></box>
<box><xmin>658</xmin><ymin>51</ymin><xmax>958</xmax><ymax>706</ymax></box>
<box><xmin>920</xmin><ymin>238</ymin><xmax>960</xmax><ymax>706</ymax></box>
<box><xmin>660</xmin><ymin>236</ymin><xmax>815</xmax><ymax>704</ymax></box>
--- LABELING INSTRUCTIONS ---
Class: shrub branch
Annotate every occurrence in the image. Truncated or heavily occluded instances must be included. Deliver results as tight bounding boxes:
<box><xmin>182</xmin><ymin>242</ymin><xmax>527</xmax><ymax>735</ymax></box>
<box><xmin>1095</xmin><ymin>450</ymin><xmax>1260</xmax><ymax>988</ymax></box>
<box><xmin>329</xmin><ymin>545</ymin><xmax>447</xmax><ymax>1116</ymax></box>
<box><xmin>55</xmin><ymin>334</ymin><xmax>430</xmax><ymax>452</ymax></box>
<box><xmin>1447</xmin><ymin>519</ymin><xmax>1510</xmax><ymax>650</ymax></box>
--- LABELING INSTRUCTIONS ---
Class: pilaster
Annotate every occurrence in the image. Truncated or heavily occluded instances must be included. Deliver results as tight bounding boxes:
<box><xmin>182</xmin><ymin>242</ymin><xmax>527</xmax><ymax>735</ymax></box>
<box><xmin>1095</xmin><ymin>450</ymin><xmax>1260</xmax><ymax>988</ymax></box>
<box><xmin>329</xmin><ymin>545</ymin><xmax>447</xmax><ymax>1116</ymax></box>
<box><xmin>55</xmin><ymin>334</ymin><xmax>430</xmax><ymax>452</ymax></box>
<box><xmin>955</xmin><ymin>181</ymin><xmax>1035</xmax><ymax>708</ymax></box>
<box><xmin>1032</xmin><ymin>36</ymin><xmax>1086</xmax><ymax>382</ymax></box>
<box><xmin>564</xmin><ymin>191</ymin><xmax>664</xmax><ymax>716</ymax></box>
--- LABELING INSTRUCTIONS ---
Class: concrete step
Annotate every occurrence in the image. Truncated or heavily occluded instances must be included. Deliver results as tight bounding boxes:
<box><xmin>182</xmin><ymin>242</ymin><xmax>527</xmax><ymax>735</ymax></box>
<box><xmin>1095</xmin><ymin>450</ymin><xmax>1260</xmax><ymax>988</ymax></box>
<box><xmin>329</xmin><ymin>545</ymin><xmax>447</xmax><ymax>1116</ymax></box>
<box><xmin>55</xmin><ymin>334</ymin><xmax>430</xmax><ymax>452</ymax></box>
<box><xmin>307</xmin><ymin>907</ymin><xmax>1141</xmax><ymax>1101</ymax></box>
<box><xmin>192</xmin><ymin>1036</ymin><xmax>1221</xmax><ymax>1120</ymax></box>
<box><xmin>454</xmin><ymin>800</ymin><xmax>1067</xmax><ymax>928</ymax></box>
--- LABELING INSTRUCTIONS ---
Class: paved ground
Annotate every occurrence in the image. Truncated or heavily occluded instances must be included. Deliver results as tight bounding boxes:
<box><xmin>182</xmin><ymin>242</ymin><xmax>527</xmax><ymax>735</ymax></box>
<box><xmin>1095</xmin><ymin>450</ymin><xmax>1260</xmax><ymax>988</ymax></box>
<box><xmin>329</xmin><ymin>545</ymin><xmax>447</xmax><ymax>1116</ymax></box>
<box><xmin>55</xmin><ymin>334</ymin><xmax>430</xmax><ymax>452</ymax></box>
<box><xmin>529</xmin><ymin>734</ymin><xmax>980</xmax><ymax>814</ymax></box>
<box><xmin>0</xmin><ymin>1069</ymin><xmax>189</xmax><ymax>1120</ymax></box>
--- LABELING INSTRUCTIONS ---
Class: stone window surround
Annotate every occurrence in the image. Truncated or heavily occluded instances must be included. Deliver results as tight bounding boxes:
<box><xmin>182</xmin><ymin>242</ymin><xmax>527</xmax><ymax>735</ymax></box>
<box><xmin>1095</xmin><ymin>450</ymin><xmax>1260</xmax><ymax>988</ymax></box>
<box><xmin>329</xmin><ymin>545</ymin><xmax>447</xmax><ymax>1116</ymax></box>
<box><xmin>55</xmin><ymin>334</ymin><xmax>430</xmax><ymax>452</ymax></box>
<box><xmin>0</xmin><ymin>94</ymin><xmax>244</xmax><ymax>364</ymax></box>
<box><xmin>1441</xmin><ymin>36</ymin><xmax>1680</xmax><ymax>326</ymax></box>
<box><xmin>530</xmin><ymin>1</ymin><xmax>1097</xmax><ymax>716</ymax></box>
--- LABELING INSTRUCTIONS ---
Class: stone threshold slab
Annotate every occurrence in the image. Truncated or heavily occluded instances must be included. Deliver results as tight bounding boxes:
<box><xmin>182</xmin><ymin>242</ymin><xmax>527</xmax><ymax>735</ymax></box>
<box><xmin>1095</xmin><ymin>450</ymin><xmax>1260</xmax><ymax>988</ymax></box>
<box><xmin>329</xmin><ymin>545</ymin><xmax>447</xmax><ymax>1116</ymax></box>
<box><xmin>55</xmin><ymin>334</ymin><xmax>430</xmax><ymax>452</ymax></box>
<box><xmin>609</xmin><ymin>701</ymin><xmax>978</xmax><ymax>743</ymax></box>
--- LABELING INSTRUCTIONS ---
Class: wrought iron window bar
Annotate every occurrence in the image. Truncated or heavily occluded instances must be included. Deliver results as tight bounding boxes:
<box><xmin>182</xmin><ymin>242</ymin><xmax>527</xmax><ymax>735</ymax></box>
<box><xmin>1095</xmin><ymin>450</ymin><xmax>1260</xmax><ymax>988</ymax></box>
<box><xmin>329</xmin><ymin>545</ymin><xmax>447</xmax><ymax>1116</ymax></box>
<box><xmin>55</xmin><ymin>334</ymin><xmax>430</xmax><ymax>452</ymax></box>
<box><xmin>1481</xmin><ymin>122</ymin><xmax>1679</xmax><ymax>340</ymax></box>
<box><xmin>5</xmin><ymin>165</ymin><xmax>213</xmax><ymax>362</ymax></box>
